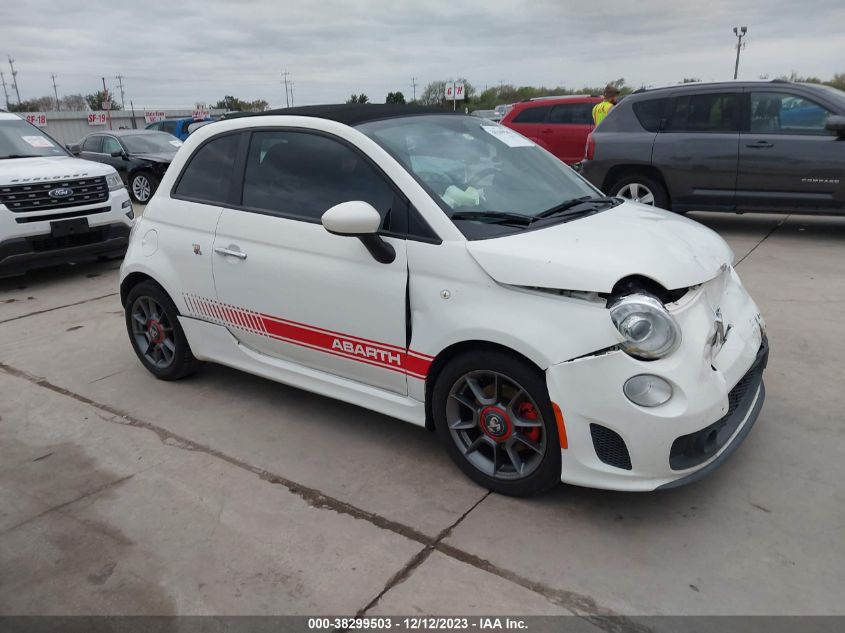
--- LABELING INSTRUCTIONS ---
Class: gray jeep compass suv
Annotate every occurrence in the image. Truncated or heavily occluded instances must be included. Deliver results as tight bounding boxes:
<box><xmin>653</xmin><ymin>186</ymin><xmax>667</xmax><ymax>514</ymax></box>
<box><xmin>580</xmin><ymin>81</ymin><xmax>845</xmax><ymax>215</ymax></box>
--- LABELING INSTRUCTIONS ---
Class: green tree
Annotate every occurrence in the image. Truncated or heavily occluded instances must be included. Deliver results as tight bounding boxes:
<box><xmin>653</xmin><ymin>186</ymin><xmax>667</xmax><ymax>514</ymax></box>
<box><xmin>8</xmin><ymin>95</ymin><xmax>55</xmax><ymax>112</ymax></box>
<box><xmin>212</xmin><ymin>95</ymin><xmax>269</xmax><ymax>112</ymax></box>
<box><xmin>85</xmin><ymin>91</ymin><xmax>122</xmax><ymax>111</ymax></box>
<box><xmin>346</xmin><ymin>93</ymin><xmax>370</xmax><ymax>104</ymax></box>
<box><xmin>385</xmin><ymin>91</ymin><xmax>406</xmax><ymax>104</ymax></box>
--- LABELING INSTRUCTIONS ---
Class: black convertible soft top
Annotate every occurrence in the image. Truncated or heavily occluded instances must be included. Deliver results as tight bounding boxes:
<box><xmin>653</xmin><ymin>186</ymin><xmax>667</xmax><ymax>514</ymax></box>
<box><xmin>224</xmin><ymin>104</ymin><xmax>458</xmax><ymax>126</ymax></box>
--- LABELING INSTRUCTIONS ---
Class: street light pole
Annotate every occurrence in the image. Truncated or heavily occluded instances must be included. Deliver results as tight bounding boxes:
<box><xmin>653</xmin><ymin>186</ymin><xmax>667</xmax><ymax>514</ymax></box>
<box><xmin>733</xmin><ymin>26</ymin><xmax>748</xmax><ymax>80</ymax></box>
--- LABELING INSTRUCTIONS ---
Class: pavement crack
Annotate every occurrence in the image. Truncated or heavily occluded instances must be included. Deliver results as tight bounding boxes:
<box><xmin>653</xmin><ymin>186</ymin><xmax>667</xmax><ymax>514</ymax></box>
<box><xmin>0</xmin><ymin>361</ymin><xmax>648</xmax><ymax>629</ymax></box>
<box><xmin>735</xmin><ymin>215</ymin><xmax>789</xmax><ymax>267</ymax></box>
<box><xmin>0</xmin><ymin>292</ymin><xmax>118</xmax><ymax>325</ymax></box>
<box><xmin>0</xmin><ymin>473</ymin><xmax>134</xmax><ymax>536</ymax></box>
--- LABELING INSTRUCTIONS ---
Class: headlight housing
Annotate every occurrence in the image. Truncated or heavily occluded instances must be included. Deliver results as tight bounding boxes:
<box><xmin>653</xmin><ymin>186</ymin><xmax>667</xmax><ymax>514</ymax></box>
<box><xmin>106</xmin><ymin>171</ymin><xmax>124</xmax><ymax>191</ymax></box>
<box><xmin>609</xmin><ymin>294</ymin><xmax>681</xmax><ymax>360</ymax></box>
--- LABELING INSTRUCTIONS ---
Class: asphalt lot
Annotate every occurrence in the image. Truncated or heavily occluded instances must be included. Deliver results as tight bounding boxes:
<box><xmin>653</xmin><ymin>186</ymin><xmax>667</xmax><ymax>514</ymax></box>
<box><xmin>1</xmin><ymin>206</ymin><xmax>844</xmax><ymax>622</ymax></box>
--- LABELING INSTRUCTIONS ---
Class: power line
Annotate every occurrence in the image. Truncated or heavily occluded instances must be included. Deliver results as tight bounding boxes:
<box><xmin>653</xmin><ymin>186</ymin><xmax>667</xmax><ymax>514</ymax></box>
<box><xmin>115</xmin><ymin>74</ymin><xmax>126</xmax><ymax>109</ymax></box>
<box><xmin>8</xmin><ymin>57</ymin><xmax>21</xmax><ymax>105</ymax></box>
<box><xmin>51</xmin><ymin>73</ymin><xmax>60</xmax><ymax>110</ymax></box>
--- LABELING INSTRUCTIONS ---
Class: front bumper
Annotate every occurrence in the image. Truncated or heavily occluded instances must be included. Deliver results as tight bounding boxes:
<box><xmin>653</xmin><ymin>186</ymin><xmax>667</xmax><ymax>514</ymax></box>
<box><xmin>546</xmin><ymin>268</ymin><xmax>768</xmax><ymax>491</ymax></box>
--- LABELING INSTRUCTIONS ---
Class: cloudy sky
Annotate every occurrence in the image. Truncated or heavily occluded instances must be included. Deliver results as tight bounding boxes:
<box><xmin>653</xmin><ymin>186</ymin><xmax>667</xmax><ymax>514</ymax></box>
<box><xmin>2</xmin><ymin>0</ymin><xmax>844</xmax><ymax>109</ymax></box>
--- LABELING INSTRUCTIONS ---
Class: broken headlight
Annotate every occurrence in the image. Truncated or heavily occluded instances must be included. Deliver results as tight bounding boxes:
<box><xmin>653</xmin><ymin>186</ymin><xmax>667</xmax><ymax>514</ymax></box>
<box><xmin>609</xmin><ymin>294</ymin><xmax>681</xmax><ymax>360</ymax></box>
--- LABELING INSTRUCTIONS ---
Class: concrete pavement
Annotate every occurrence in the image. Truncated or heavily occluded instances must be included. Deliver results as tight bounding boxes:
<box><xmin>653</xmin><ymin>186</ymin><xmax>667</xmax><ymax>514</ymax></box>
<box><xmin>1</xmin><ymin>211</ymin><xmax>844</xmax><ymax>621</ymax></box>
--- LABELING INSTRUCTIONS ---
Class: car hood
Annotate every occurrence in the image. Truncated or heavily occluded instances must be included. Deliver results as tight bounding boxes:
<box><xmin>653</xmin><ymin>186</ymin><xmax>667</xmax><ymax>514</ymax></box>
<box><xmin>0</xmin><ymin>155</ymin><xmax>115</xmax><ymax>183</ymax></box>
<box><xmin>131</xmin><ymin>152</ymin><xmax>175</xmax><ymax>163</ymax></box>
<box><xmin>465</xmin><ymin>202</ymin><xmax>734</xmax><ymax>293</ymax></box>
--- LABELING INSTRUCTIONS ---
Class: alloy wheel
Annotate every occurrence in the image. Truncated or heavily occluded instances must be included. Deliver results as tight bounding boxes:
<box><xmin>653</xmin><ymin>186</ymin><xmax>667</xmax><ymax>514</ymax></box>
<box><xmin>616</xmin><ymin>182</ymin><xmax>655</xmax><ymax>205</ymax></box>
<box><xmin>446</xmin><ymin>370</ymin><xmax>547</xmax><ymax>480</ymax></box>
<box><xmin>130</xmin><ymin>295</ymin><xmax>176</xmax><ymax>369</ymax></box>
<box><xmin>132</xmin><ymin>175</ymin><xmax>151</xmax><ymax>202</ymax></box>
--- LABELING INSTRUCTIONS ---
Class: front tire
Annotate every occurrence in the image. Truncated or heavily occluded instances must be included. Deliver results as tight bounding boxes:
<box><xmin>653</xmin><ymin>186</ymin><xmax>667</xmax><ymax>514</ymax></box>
<box><xmin>432</xmin><ymin>350</ymin><xmax>562</xmax><ymax>496</ymax></box>
<box><xmin>610</xmin><ymin>174</ymin><xmax>670</xmax><ymax>210</ymax></box>
<box><xmin>125</xmin><ymin>280</ymin><xmax>202</xmax><ymax>380</ymax></box>
<box><xmin>130</xmin><ymin>171</ymin><xmax>158</xmax><ymax>203</ymax></box>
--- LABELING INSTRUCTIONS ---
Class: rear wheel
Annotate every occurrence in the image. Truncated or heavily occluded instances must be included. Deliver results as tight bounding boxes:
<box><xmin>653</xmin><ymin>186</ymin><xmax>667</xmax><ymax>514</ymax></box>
<box><xmin>125</xmin><ymin>280</ymin><xmax>202</xmax><ymax>380</ymax></box>
<box><xmin>432</xmin><ymin>350</ymin><xmax>562</xmax><ymax>496</ymax></box>
<box><xmin>610</xmin><ymin>174</ymin><xmax>670</xmax><ymax>210</ymax></box>
<box><xmin>130</xmin><ymin>171</ymin><xmax>158</xmax><ymax>203</ymax></box>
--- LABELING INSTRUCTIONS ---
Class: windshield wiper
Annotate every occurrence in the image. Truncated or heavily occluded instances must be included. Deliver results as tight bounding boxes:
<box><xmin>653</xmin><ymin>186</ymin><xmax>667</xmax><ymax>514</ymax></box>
<box><xmin>0</xmin><ymin>154</ymin><xmax>42</xmax><ymax>159</ymax></box>
<box><xmin>534</xmin><ymin>196</ymin><xmax>621</xmax><ymax>219</ymax></box>
<box><xmin>450</xmin><ymin>211</ymin><xmax>535</xmax><ymax>225</ymax></box>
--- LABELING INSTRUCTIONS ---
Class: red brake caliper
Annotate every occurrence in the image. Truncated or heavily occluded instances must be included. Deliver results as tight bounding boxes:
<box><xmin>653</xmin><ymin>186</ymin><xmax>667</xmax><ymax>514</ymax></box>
<box><xmin>518</xmin><ymin>402</ymin><xmax>541</xmax><ymax>442</ymax></box>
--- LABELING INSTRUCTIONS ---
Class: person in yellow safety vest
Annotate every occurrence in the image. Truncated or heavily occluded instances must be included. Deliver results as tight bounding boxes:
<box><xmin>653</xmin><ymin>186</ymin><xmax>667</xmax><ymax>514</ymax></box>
<box><xmin>592</xmin><ymin>85</ymin><xmax>621</xmax><ymax>126</ymax></box>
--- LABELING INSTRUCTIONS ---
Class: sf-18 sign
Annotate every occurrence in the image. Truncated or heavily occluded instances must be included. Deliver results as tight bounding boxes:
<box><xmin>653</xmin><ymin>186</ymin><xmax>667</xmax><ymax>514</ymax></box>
<box><xmin>88</xmin><ymin>112</ymin><xmax>109</xmax><ymax>125</ymax></box>
<box><xmin>144</xmin><ymin>111</ymin><xmax>167</xmax><ymax>124</ymax></box>
<box><xmin>24</xmin><ymin>113</ymin><xmax>47</xmax><ymax>127</ymax></box>
<box><xmin>445</xmin><ymin>82</ymin><xmax>465</xmax><ymax>100</ymax></box>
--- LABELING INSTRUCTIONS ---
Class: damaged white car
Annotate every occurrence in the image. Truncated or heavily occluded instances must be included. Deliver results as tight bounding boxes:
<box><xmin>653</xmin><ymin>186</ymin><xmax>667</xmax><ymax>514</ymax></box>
<box><xmin>120</xmin><ymin>105</ymin><xmax>768</xmax><ymax>496</ymax></box>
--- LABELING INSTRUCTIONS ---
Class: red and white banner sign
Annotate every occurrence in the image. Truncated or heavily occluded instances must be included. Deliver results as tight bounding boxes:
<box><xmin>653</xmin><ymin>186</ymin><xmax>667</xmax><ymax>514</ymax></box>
<box><xmin>87</xmin><ymin>112</ymin><xmax>109</xmax><ymax>126</ymax></box>
<box><xmin>192</xmin><ymin>108</ymin><xmax>210</xmax><ymax>120</ymax></box>
<box><xmin>144</xmin><ymin>110</ymin><xmax>167</xmax><ymax>124</ymax></box>
<box><xmin>23</xmin><ymin>112</ymin><xmax>47</xmax><ymax>127</ymax></box>
<box><xmin>445</xmin><ymin>82</ymin><xmax>465</xmax><ymax>100</ymax></box>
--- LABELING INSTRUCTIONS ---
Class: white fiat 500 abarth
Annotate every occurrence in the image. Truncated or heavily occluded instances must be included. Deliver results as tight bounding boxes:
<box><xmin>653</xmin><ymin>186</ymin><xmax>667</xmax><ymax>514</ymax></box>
<box><xmin>120</xmin><ymin>105</ymin><xmax>768</xmax><ymax>496</ymax></box>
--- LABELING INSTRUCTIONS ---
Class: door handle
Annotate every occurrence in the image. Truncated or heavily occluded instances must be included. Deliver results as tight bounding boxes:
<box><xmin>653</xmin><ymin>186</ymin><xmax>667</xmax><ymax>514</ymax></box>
<box><xmin>746</xmin><ymin>141</ymin><xmax>774</xmax><ymax>148</ymax></box>
<box><xmin>214</xmin><ymin>246</ymin><xmax>247</xmax><ymax>260</ymax></box>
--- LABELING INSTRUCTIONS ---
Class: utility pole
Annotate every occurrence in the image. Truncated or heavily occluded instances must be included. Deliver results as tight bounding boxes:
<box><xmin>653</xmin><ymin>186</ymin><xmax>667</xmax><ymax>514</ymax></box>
<box><xmin>115</xmin><ymin>74</ymin><xmax>126</xmax><ymax>109</ymax></box>
<box><xmin>0</xmin><ymin>71</ymin><xmax>10</xmax><ymax>109</ymax></box>
<box><xmin>281</xmin><ymin>70</ymin><xmax>290</xmax><ymax>107</ymax></box>
<box><xmin>733</xmin><ymin>26</ymin><xmax>748</xmax><ymax>80</ymax></box>
<box><xmin>102</xmin><ymin>76</ymin><xmax>112</xmax><ymax>130</ymax></box>
<box><xmin>51</xmin><ymin>73</ymin><xmax>60</xmax><ymax>110</ymax></box>
<box><xmin>8</xmin><ymin>57</ymin><xmax>21</xmax><ymax>105</ymax></box>
<box><xmin>289</xmin><ymin>81</ymin><xmax>294</xmax><ymax>106</ymax></box>
<box><xmin>411</xmin><ymin>77</ymin><xmax>417</xmax><ymax>102</ymax></box>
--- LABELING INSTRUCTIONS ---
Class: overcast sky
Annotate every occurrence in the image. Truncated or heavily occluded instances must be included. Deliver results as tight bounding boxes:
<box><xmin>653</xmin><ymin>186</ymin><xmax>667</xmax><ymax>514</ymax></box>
<box><xmin>2</xmin><ymin>0</ymin><xmax>844</xmax><ymax>109</ymax></box>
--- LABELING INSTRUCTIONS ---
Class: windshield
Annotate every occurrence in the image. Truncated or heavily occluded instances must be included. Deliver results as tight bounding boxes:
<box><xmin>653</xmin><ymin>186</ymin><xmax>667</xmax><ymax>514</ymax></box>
<box><xmin>122</xmin><ymin>132</ymin><xmax>182</xmax><ymax>154</ymax></box>
<box><xmin>0</xmin><ymin>119</ymin><xmax>69</xmax><ymax>159</ymax></box>
<box><xmin>357</xmin><ymin>115</ymin><xmax>601</xmax><ymax>235</ymax></box>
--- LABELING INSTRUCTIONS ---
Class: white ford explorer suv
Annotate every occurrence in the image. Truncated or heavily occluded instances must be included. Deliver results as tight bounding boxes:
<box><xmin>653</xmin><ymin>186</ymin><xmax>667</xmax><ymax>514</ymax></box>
<box><xmin>0</xmin><ymin>111</ymin><xmax>134</xmax><ymax>276</ymax></box>
<box><xmin>120</xmin><ymin>104</ymin><xmax>768</xmax><ymax>496</ymax></box>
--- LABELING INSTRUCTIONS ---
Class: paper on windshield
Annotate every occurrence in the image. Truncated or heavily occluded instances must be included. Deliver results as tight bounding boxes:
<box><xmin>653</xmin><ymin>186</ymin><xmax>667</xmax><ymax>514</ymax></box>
<box><xmin>22</xmin><ymin>135</ymin><xmax>54</xmax><ymax>148</ymax></box>
<box><xmin>169</xmin><ymin>140</ymin><xmax>183</xmax><ymax>147</ymax></box>
<box><xmin>480</xmin><ymin>125</ymin><xmax>534</xmax><ymax>148</ymax></box>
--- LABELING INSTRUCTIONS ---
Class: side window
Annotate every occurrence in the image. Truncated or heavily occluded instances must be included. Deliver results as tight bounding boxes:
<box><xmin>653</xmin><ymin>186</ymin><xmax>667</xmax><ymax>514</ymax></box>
<box><xmin>160</xmin><ymin>121</ymin><xmax>177</xmax><ymax>135</ymax></box>
<box><xmin>750</xmin><ymin>92</ymin><xmax>832</xmax><ymax>135</ymax></box>
<box><xmin>102</xmin><ymin>136</ymin><xmax>122</xmax><ymax>154</ymax></box>
<box><xmin>512</xmin><ymin>106</ymin><xmax>551</xmax><ymax>124</ymax></box>
<box><xmin>666</xmin><ymin>93</ymin><xmax>738</xmax><ymax>132</ymax></box>
<box><xmin>174</xmin><ymin>133</ymin><xmax>240</xmax><ymax>204</ymax></box>
<box><xmin>82</xmin><ymin>135</ymin><xmax>102</xmax><ymax>152</ymax></box>
<box><xmin>548</xmin><ymin>103</ymin><xmax>594</xmax><ymax>124</ymax></box>
<box><xmin>241</xmin><ymin>130</ymin><xmax>395</xmax><ymax>223</ymax></box>
<box><xmin>633</xmin><ymin>98</ymin><xmax>669</xmax><ymax>132</ymax></box>
<box><xmin>147</xmin><ymin>122</ymin><xmax>161</xmax><ymax>131</ymax></box>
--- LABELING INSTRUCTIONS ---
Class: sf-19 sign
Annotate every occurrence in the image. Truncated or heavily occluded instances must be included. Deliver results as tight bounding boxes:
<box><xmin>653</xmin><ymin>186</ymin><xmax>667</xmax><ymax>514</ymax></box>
<box><xmin>88</xmin><ymin>112</ymin><xmax>109</xmax><ymax>125</ymax></box>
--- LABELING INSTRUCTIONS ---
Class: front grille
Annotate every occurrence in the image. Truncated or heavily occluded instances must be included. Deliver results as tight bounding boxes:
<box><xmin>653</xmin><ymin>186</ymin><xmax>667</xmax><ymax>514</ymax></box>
<box><xmin>15</xmin><ymin>205</ymin><xmax>111</xmax><ymax>224</ymax></box>
<box><xmin>590</xmin><ymin>424</ymin><xmax>632</xmax><ymax>470</ymax></box>
<box><xmin>669</xmin><ymin>338</ymin><xmax>768</xmax><ymax>470</ymax></box>
<box><xmin>28</xmin><ymin>228</ymin><xmax>106</xmax><ymax>252</ymax></box>
<box><xmin>0</xmin><ymin>176</ymin><xmax>109</xmax><ymax>213</ymax></box>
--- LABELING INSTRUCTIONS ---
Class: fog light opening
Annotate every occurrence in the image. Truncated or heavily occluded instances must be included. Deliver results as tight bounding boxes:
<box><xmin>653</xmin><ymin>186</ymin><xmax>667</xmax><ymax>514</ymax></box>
<box><xmin>623</xmin><ymin>374</ymin><xmax>673</xmax><ymax>407</ymax></box>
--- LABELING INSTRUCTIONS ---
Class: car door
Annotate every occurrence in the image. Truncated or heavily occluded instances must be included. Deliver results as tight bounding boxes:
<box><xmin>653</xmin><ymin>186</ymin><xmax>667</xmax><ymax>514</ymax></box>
<box><xmin>78</xmin><ymin>134</ymin><xmax>104</xmax><ymax>161</ymax></box>
<box><xmin>651</xmin><ymin>90</ymin><xmax>741</xmax><ymax>211</ymax></box>
<box><xmin>211</xmin><ymin>128</ymin><xmax>410</xmax><ymax>395</ymax></box>
<box><xmin>538</xmin><ymin>102</ymin><xmax>595</xmax><ymax>164</ymax></box>
<box><xmin>737</xmin><ymin>90</ymin><xmax>844</xmax><ymax>212</ymax></box>
<box><xmin>504</xmin><ymin>105</ymin><xmax>551</xmax><ymax>143</ymax></box>
<box><xmin>100</xmin><ymin>135</ymin><xmax>130</xmax><ymax>183</ymax></box>
<box><xmin>166</xmin><ymin>131</ymin><xmax>242</xmax><ymax>313</ymax></box>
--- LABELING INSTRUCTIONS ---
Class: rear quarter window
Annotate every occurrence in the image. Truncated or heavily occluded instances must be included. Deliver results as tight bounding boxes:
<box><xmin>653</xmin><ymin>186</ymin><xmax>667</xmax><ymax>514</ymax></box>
<box><xmin>512</xmin><ymin>106</ymin><xmax>551</xmax><ymax>123</ymax></box>
<box><xmin>632</xmin><ymin>98</ymin><xmax>669</xmax><ymax>132</ymax></box>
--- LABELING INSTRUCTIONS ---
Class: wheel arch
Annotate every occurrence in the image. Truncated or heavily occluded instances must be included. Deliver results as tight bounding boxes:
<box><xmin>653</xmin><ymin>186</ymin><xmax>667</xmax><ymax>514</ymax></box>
<box><xmin>423</xmin><ymin>339</ymin><xmax>544</xmax><ymax>431</ymax></box>
<box><xmin>120</xmin><ymin>271</ymin><xmax>180</xmax><ymax>312</ymax></box>
<box><xmin>603</xmin><ymin>164</ymin><xmax>670</xmax><ymax>199</ymax></box>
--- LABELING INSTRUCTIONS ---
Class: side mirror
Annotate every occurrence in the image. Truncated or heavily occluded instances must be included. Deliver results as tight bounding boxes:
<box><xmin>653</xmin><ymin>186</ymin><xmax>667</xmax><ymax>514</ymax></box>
<box><xmin>67</xmin><ymin>143</ymin><xmax>81</xmax><ymax>155</ymax></box>
<box><xmin>321</xmin><ymin>201</ymin><xmax>395</xmax><ymax>264</ymax></box>
<box><xmin>825</xmin><ymin>115</ymin><xmax>845</xmax><ymax>137</ymax></box>
<box><xmin>110</xmin><ymin>150</ymin><xmax>126</xmax><ymax>158</ymax></box>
